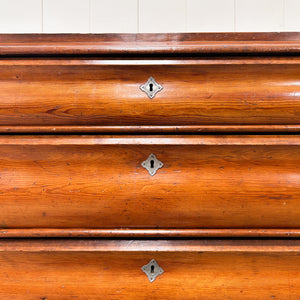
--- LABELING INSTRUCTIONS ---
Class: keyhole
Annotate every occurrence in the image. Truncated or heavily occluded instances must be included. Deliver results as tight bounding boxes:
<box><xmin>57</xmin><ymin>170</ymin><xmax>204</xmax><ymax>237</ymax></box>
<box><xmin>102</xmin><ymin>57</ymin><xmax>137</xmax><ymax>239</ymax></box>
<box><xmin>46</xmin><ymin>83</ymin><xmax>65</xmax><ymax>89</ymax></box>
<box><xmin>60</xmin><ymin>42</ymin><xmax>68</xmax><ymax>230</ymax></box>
<box><xmin>149</xmin><ymin>83</ymin><xmax>153</xmax><ymax>92</ymax></box>
<box><xmin>151</xmin><ymin>265</ymin><xmax>155</xmax><ymax>273</ymax></box>
<box><xmin>150</xmin><ymin>160</ymin><xmax>155</xmax><ymax>168</ymax></box>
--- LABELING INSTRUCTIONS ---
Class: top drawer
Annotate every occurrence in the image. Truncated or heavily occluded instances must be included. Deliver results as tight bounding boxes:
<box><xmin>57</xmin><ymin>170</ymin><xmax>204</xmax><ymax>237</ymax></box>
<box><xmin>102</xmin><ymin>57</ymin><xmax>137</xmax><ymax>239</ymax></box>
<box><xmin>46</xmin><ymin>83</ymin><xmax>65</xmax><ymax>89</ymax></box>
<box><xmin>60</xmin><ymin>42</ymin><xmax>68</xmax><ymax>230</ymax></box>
<box><xmin>1</xmin><ymin>58</ymin><xmax>300</xmax><ymax>131</ymax></box>
<box><xmin>2</xmin><ymin>32</ymin><xmax>300</xmax><ymax>132</ymax></box>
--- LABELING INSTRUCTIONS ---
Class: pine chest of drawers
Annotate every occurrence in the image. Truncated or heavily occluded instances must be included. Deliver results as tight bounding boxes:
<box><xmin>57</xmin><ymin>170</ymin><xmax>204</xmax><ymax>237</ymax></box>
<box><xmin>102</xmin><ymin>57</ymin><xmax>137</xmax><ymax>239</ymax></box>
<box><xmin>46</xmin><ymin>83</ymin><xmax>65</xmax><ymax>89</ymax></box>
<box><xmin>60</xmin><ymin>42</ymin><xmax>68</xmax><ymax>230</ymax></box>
<box><xmin>0</xmin><ymin>33</ymin><xmax>299</xmax><ymax>299</ymax></box>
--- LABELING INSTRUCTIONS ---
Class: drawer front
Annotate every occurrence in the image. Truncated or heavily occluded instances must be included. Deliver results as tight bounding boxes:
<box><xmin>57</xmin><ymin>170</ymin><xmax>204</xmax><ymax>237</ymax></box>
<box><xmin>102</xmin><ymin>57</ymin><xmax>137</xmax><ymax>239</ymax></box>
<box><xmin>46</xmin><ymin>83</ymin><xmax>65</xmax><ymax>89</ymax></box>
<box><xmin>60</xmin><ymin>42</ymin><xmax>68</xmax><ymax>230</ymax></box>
<box><xmin>0</xmin><ymin>135</ymin><xmax>299</xmax><ymax>231</ymax></box>
<box><xmin>0</xmin><ymin>239</ymin><xmax>298</xmax><ymax>299</ymax></box>
<box><xmin>1</xmin><ymin>60</ymin><xmax>300</xmax><ymax>128</ymax></box>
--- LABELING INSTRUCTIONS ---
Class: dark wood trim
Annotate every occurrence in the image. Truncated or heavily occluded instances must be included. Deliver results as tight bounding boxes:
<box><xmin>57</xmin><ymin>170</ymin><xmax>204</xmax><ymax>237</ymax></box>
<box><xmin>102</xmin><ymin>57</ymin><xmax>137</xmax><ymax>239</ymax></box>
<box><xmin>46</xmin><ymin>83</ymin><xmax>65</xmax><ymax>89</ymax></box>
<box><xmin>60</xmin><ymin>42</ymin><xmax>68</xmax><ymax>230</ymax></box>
<box><xmin>1</xmin><ymin>125</ymin><xmax>300</xmax><ymax>134</ymax></box>
<box><xmin>2</xmin><ymin>32</ymin><xmax>300</xmax><ymax>43</ymax></box>
<box><xmin>3</xmin><ymin>57</ymin><xmax>300</xmax><ymax>64</ymax></box>
<box><xmin>1</xmin><ymin>33</ymin><xmax>300</xmax><ymax>56</ymax></box>
<box><xmin>0</xmin><ymin>228</ymin><xmax>299</xmax><ymax>238</ymax></box>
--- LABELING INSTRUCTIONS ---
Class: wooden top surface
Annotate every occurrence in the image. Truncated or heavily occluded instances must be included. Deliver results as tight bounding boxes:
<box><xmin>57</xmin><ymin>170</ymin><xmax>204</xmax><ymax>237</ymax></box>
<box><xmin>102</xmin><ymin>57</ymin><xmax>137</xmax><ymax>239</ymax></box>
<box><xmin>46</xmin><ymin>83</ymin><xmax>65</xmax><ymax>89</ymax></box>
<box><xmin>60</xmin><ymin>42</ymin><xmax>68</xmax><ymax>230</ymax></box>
<box><xmin>1</xmin><ymin>32</ymin><xmax>300</xmax><ymax>56</ymax></box>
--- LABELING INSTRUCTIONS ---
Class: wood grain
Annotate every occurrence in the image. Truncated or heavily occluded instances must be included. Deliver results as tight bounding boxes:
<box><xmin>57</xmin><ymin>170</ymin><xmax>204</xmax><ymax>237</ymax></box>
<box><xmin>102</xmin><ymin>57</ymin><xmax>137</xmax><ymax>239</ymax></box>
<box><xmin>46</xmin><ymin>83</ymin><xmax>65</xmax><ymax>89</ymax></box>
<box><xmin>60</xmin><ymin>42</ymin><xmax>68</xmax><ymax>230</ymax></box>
<box><xmin>1</xmin><ymin>33</ymin><xmax>300</xmax><ymax>56</ymax></box>
<box><xmin>0</xmin><ymin>239</ymin><xmax>298</xmax><ymax>299</ymax></box>
<box><xmin>0</xmin><ymin>135</ymin><xmax>299</xmax><ymax>230</ymax></box>
<box><xmin>0</xmin><ymin>33</ymin><xmax>299</xmax><ymax>298</ymax></box>
<box><xmin>0</xmin><ymin>135</ymin><xmax>299</xmax><ymax>145</ymax></box>
<box><xmin>0</xmin><ymin>228</ymin><xmax>299</xmax><ymax>238</ymax></box>
<box><xmin>1</xmin><ymin>125</ymin><xmax>300</xmax><ymax>134</ymax></box>
<box><xmin>0</xmin><ymin>239</ymin><xmax>299</xmax><ymax>252</ymax></box>
<box><xmin>1</xmin><ymin>61</ymin><xmax>300</xmax><ymax>128</ymax></box>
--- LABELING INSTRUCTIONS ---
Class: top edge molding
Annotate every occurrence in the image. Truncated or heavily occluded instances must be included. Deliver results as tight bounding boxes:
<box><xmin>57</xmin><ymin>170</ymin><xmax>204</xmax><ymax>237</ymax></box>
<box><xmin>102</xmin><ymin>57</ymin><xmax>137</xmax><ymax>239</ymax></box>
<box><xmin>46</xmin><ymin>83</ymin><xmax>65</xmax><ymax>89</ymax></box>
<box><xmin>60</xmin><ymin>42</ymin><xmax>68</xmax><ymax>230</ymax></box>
<box><xmin>1</xmin><ymin>32</ymin><xmax>300</xmax><ymax>56</ymax></box>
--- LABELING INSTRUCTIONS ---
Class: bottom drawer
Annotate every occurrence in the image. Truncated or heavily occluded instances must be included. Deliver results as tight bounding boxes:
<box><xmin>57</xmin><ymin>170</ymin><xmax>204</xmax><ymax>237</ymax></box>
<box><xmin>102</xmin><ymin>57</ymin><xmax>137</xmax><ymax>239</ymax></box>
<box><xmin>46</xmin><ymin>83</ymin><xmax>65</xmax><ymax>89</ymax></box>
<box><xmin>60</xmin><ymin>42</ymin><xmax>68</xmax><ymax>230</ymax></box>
<box><xmin>0</xmin><ymin>239</ymin><xmax>299</xmax><ymax>299</ymax></box>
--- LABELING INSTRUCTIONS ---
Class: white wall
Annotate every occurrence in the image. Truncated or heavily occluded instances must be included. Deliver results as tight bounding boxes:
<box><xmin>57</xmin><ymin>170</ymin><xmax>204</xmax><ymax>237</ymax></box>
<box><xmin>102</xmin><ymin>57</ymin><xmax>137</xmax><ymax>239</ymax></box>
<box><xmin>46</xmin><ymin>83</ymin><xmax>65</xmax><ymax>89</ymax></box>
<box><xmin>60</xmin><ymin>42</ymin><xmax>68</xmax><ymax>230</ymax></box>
<box><xmin>0</xmin><ymin>0</ymin><xmax>299</xmax><ymax>33</ymax></box>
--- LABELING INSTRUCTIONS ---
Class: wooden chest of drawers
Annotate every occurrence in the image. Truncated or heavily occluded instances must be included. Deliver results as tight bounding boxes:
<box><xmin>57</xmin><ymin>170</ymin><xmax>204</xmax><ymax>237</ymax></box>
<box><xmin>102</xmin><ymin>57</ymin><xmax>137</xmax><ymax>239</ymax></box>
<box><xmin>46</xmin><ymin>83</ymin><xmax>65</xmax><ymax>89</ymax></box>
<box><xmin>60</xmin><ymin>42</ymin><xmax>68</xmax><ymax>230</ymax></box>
<box><xmin>0</xmin><ymin>33</ymin><xmax>299</xmax><ymax>299</ymax></box>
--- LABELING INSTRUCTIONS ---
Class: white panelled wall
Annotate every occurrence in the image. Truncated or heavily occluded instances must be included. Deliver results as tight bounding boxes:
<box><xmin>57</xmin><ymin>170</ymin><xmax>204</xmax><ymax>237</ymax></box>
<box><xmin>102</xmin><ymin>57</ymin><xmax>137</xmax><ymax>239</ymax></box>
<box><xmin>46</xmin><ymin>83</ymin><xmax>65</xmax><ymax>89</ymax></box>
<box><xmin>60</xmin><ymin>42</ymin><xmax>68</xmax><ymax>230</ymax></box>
<box><xmin>0</xmin><ymin>0</ymin><xmax>299</xmax><ymax>33</ymax></box>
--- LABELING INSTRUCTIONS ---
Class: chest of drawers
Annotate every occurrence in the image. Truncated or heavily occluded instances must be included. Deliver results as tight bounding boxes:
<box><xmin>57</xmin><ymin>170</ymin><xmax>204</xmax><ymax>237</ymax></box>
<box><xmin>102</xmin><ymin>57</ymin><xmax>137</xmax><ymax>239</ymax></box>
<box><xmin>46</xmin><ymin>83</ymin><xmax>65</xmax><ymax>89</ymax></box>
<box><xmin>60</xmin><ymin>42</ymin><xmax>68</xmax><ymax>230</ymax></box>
<box><xmin>0</xmin><ymin>33</ymin><xmax>299</xmax><ymax>299</ymax></box>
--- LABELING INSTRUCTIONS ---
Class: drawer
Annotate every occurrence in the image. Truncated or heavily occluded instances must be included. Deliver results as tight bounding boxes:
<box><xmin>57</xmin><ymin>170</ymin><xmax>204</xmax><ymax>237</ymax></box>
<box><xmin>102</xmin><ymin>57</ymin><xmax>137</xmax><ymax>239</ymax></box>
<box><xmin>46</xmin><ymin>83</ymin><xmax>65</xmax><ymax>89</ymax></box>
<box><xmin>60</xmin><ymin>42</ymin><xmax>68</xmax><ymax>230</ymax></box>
<box><xmin>1</xmin><ymin>59</ymin><xmax>300</xmax><ymax>132</ymax></box>
<box><xmin>0</xmin><ymin>135</ymin><xmax>299</xmax><ymax>236</ymax></box>
<box><xmin>0</xmin><ymin>239</ymin><xmax>298</xmax><ymax>299</ymax></box>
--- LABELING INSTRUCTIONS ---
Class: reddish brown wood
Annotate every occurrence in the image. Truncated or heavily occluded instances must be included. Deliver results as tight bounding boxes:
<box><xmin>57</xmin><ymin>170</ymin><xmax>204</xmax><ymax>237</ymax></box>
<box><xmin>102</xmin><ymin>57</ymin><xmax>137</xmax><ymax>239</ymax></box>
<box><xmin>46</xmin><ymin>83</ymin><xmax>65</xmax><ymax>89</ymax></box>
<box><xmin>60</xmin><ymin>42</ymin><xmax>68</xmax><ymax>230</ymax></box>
<box><xmin>0</xmin><ymin>135</ymin><xmax>298</xmax><ymax>231</ymax></box>
<box><xmin>0</xmin><ymin>239</ymin><xmax>298</xmax><ymax>299</ymax></box>
<box><xmin>0</xmin><ymin>33</ymin><xmax>299</xmax><ymax>298</ymax></box>
<box><xmin>0</xmin><ymin>60</ymin><xmax>300</xmax><ymax>129</ymax></box>
<box><xmin>0</xmin><ymin>228</ymin><xmax>299</xmax><ymax>238</ymax></box>
<box><xmin>0</xmin><ymin>35</ymin><xmax>300</xmax><ymax>132</ymax></box>
<box><xmin>0</xmin><ymin>239</ymin><xmax>299</xmax><ymax>252</ymax></box>
<box><xmin>1</xmin><ymin>33</ymin><xmax>300</xmax><ymax>56</ymax></box>
<box><xmin>1</xmin><ymin>125</ymin><xmax>300</xmax><ymax>134</ymax></box>
<box><xmin>0</xmin><ymin>135</ymin><xmax>298</xmax><ymax>145</ymax></box>
<box><xmin>1</xmin><ymin>32</ymin><xmax>300</xmax><ymax>42</ymax></box>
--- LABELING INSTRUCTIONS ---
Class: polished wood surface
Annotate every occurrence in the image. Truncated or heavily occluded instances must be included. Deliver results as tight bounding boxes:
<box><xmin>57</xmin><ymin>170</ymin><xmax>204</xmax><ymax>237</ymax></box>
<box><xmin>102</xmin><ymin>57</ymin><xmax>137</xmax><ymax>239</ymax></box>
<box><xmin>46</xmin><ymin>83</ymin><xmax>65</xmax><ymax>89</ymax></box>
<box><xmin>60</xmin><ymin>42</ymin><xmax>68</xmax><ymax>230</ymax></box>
<box><xmin>1</xmin><ymin>60</ymin><xmax>300</xmax><ymax>129</ymax></box>
<box><xmin>0</xmin><ymin>135</ymin><xmax>298</xmax><ymax>231</ymax></box>
<box><xmin>1</xmin><ymin>228</ymin><xmax>300</xmax><ymax>238</ymax></box>
<box><xmin>0</xmin><ymin>135</ymin><xmax>299</xmax><ymax>145</ymax></box>
<box><xmin>0</xmin><ymin>239</ymin><xmax>299</xmax><ymax>252</ymax></box>
<box><xmin>1</xmin><ymin>32</ymin><xmax>300</xmax><ymax>56</ymax></box>
<box><xmin>1</xmin><ymin>125</ymin><xmax>300</xmax><ymax>134</ymax></box>
<box><xmin>0</xmin><ymin>239</ymin><xmax>298</xmax><ymax>299</ymax></box>
<box><xmin>0</xmin><ymin>33</ymin><xmax>299</xmax><ymax>298</ymax></box>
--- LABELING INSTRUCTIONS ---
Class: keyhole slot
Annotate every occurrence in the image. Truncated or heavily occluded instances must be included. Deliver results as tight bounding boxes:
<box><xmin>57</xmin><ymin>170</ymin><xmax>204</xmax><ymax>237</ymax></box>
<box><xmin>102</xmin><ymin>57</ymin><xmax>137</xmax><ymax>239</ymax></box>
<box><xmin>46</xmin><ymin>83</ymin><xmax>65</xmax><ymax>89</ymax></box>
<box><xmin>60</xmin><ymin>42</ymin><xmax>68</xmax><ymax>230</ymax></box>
<box><xmin>149</xmin><ymin>83</ymin><xmax>153</xmax><ymax>92</ymax></box>
<box><xmin>150</xmin><ymin>160</ymin><xmax>155</xmax><ymax>168</ymax></box>
<box><xmin>151</xmin><ymin>265</ymin><xmax>155</xmax><ymax>273</ymax></box>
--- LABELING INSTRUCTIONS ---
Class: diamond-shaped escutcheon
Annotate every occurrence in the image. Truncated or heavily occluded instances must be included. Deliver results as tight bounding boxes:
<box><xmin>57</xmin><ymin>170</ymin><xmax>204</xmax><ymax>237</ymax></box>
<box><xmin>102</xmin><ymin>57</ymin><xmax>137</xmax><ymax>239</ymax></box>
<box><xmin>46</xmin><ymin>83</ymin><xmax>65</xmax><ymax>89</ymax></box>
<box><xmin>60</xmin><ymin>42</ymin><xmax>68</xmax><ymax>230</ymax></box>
<box><xmin>141</xmin><ymin>259</ymin><xmax>164</xmax><ymax>282</ymax></box>
<box><xmin>141</xmin><ymin>153</ymin><xmax>164</xmax><ymax>176</ymax></box>
<box><xmin>140</xmin><ymin>76</ymin><xmax>163</xmax><ymax>99</ymax></box>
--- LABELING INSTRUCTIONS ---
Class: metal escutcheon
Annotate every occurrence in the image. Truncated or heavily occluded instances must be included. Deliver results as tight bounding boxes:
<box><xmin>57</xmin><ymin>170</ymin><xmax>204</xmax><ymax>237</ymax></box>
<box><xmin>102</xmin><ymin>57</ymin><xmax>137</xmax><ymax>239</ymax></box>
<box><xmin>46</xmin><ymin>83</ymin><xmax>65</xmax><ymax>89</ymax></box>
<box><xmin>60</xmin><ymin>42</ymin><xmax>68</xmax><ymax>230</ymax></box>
<box><xmin>141</xmin><ymin>153</ymin><xmax>164</xmax><ymax>176</ymax></box>
<box><xmin>140</xmin><ymin>77</ymin><xmax>163</xmax><ymax>99</ymax></box>
<box><xmin>141</xmin><ymin>259</ymin><xmax>164</xmax><ymax>282</ymax></box>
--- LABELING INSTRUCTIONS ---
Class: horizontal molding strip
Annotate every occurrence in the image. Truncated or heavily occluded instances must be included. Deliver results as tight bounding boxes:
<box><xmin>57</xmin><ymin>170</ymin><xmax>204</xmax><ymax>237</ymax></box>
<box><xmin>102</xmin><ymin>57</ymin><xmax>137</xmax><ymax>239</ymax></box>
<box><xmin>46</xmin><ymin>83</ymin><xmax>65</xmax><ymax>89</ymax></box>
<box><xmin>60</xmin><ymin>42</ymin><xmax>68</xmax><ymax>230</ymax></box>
<box><xmin>0</xmin><ymin>239</ymin><xmax>298</xmax><ymax>252</ymax></box>
<box><xmin>0</xmin><ymin>228</ymin><xmax>299</xmax><ymax>238</ymax></box>
<box><xmin>0</xmin><ymin>135</ymin><xmax>299</xmax><ymax>145</ymax></box>
<box><xmin>0</xmin><ymin>125</ymin><xmax>300</xmax><ymax>133</ymax></box>
<box><xmin>1</xmin><ymin>33</ymin><xmax>300</xmax><ymax>56</ymax></box>
<box><xmin>2</xmin><ymin>42</ymin><xmax>300</xmax><ymax>56</ymax></box>
<box><xmin>3</xmin><ymin>58</ymin><xmax>300</xmax><ymax>65</ymax></box>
